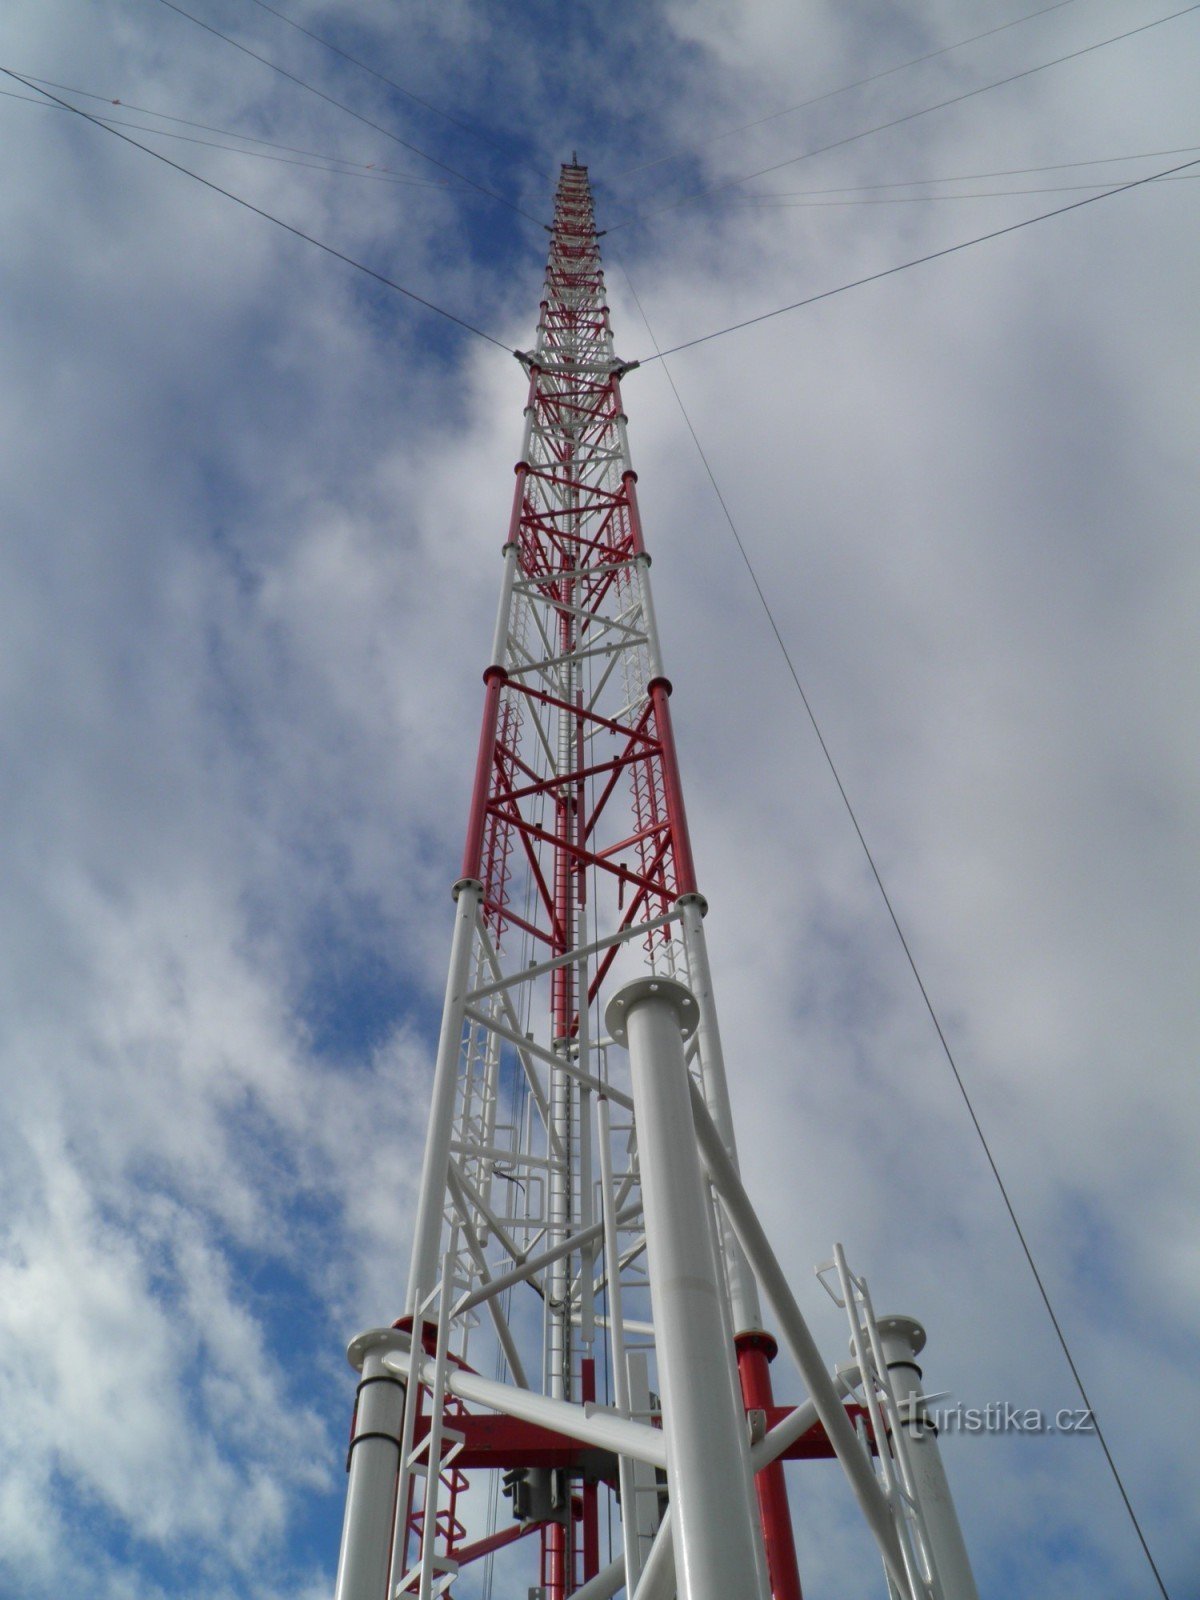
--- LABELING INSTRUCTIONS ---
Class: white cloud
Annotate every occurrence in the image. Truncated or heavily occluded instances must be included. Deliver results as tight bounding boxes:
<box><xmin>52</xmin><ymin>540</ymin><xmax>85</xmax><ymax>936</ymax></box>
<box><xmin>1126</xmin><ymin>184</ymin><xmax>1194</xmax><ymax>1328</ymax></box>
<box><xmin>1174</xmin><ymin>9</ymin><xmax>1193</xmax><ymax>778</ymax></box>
<box><xmin>1</xmin><ymin>0</ymin><xmax>1196</xmax><ymax>1595</ymax></box>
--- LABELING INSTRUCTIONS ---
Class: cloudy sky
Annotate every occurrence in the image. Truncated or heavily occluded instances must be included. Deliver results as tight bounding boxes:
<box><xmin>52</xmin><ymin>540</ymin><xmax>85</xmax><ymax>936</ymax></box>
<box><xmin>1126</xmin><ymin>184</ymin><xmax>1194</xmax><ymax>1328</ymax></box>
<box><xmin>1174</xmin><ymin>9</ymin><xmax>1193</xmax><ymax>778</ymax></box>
<box><xmin>1</xmin><ymin>0</ymin><xmax>1197</xmax><ymax>1596</ymax></box>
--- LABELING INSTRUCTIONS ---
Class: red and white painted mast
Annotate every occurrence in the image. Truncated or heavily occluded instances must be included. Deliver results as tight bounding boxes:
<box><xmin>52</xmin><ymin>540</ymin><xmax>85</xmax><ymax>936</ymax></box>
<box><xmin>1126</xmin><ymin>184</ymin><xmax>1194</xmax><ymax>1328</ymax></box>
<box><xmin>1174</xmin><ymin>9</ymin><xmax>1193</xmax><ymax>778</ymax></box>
<box><xmin>332</xmin><ymin>162</ymin><xmax>978</xmax><ymax>1600</ymax></box>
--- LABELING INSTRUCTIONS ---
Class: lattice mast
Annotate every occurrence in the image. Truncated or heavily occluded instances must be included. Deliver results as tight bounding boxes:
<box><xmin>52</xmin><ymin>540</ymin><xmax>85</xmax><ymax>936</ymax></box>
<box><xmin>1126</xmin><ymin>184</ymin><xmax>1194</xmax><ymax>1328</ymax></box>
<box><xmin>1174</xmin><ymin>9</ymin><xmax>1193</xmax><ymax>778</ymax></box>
<box><xmin>333</xmin><ymin>163</ymin><xmax>979</xmax><ymax>1600</ymax></box>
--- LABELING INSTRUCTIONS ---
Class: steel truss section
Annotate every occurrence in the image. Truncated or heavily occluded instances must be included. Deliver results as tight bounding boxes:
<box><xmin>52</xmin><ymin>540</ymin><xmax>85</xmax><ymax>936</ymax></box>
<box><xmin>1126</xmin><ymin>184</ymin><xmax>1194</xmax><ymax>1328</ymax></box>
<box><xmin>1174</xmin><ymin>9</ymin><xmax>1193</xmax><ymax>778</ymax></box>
<box><xmin>332</xmin><ymin>163</ymin><xmax>979</xmax><ymax>1600</ymax></box>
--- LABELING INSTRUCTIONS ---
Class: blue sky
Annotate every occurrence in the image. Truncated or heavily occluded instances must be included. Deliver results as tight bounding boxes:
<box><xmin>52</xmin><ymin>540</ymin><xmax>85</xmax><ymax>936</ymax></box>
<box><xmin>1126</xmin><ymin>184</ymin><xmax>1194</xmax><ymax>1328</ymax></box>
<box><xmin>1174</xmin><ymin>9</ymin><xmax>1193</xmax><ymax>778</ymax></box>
<box><xmin>1</xmin><ymin>1</ymin><xmax>1198</xmax><ymax>1596</ymax></box>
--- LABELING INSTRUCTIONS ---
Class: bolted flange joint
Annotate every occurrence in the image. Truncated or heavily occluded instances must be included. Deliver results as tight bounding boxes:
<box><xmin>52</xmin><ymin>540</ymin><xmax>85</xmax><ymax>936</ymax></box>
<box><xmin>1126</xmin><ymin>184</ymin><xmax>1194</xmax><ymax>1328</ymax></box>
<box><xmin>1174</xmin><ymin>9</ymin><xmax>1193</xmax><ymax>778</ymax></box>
<box><xmin>346</xmin><ymin>1326</ymin><xmax>409</xmax><ymax>1375</ymax></box>
<box><xmin>871</xmin><ymin>1313</ymin><xmax>927</xmax><ymax>1367</ymax></box>
<box><xmin>604</xmin><ymin>975</ymin><xmax>699</xmax><ymax>1048</ymax></box>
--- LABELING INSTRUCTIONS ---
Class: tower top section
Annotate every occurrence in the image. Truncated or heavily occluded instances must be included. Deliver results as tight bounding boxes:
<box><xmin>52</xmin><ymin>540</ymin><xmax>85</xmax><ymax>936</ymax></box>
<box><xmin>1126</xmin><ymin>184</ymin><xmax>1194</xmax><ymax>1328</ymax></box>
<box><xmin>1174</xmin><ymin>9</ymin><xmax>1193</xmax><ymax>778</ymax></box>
<box><xmin>515</xmin><ymin>163</ymin><xmax>636</xmax><ymax>380</ymax></box>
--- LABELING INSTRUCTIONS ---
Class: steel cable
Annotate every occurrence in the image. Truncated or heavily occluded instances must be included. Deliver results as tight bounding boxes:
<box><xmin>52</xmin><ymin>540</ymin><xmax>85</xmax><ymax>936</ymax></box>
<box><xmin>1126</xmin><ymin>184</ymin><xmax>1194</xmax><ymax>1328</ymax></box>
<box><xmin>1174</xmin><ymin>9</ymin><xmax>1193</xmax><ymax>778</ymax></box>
<box><xmin>0</xmin><ymin>84</ymin><xmax>468</xmax><ymax>185</ymax></box>
<box><xmin>151</xmin><ymin>0</ymin><xmax>544</xmax><ymax>225</ymax></box>
<box><xmin>6</xmin><ymin>74</ymin><xmax>459</xmax><ymax>183</ymax></box>
<box><xmin>606</xmin><ymin>0</ymin><xmax>1092</xmax><ymax>184</ymax></box>
<box><xmin>608</xmin><ymin>3</ymin><xmax>1200</xmax><ymax>232</ymax></box>
<box><xmin>635</xmin><ymin>153</ymin><xmax>1200</xmax><ymax>363</ymax></box>
<box><xmin>242</xmin><ymin>0</ymin><xmax>552</xmax><ymax>182</ymax></box>
<box><xmin>2</xmin><ymin>70</ymin><xmax>514</xmax><ymax>354</ymax></box>
<box><xmin>616</xmin><ymin>251</ymin><xmax>1174</xmax><ymax>1600</ymax></box>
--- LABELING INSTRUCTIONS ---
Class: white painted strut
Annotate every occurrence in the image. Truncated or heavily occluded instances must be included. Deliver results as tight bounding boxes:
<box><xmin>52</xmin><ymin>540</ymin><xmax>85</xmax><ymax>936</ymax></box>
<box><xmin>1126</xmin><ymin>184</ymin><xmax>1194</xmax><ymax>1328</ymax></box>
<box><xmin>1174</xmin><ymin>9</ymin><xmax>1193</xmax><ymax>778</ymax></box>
<box><xmin>605</xmin><ymin>975</ymin><xmax>767</xmax><ymax>1600</ymax></box>
<box><xmin>878</xmin><ymin>1315</ymin><xmax>980</xmax><ymax>1600</ymax></box>
<box><xmin>406</xmin><ymin>878</ymin><xmax>481</xmax><ymax>1317</ymax></box>
<box><xmin>686</xmin><ymin>1072</ymin><xmax>912</xmax><ymax>1595</ymax></box>
<box><xmin>677</xmin><ymin>892</ymin><xmax>763</xmax><ymax>1336</ymax></box>
<box><xmin>380</xmin><ymin>1335</ymin><xmax>667</xmax><ymax>1468</ymax></box>
<box><xmin>596</xmin><ymin>1093</ymin><xmax>646</xmax><ymax>1591</ymax></box>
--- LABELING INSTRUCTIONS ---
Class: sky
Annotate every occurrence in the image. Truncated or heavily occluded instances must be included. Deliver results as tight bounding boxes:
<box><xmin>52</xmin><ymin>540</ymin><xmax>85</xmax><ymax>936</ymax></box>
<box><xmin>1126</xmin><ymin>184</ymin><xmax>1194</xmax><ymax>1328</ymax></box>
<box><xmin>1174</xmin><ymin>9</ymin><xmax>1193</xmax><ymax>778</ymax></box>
<box><xmin>0</xmin><ymin>0</ymin><xmax>1197</xmax><ymax>1597</ymax></box>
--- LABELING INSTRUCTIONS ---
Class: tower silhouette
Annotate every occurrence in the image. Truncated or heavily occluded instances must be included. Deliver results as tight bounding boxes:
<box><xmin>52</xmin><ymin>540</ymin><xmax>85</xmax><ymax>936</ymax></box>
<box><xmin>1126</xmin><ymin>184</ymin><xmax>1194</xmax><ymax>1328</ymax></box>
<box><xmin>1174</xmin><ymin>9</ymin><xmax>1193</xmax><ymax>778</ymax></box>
<box><xmin>333</xmin><ymin>162</ymin><xmax>977</xmax><ymax>1600</ymax></box>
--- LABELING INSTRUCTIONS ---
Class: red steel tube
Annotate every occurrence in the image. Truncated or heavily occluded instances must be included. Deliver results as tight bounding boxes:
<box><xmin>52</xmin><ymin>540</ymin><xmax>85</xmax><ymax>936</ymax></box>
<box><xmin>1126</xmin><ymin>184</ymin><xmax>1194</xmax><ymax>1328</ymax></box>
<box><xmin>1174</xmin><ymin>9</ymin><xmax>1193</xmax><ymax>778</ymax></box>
<box><xmin>461</xmin><ymin>667</ymin><xmax>507</xmax><ymax>882</ymax></box>
<box><xmin>508</xmin><ymin>460</ymin><xmax>530</xmax><ymax>547</ymax></box>
<box><xmin>647</xmin><ymin>679</ymin><xmax>698</xmax><ymax>897</ymax></box>
<box><xmin>737</xmin><ymin>1332</ymin><xmax>803</xmax><ymax>1600</ymax></box>
<box><xmin>580</xmin><ymin>1357</ymin><xmax>600</xmax><ymax>1582</ymax></box>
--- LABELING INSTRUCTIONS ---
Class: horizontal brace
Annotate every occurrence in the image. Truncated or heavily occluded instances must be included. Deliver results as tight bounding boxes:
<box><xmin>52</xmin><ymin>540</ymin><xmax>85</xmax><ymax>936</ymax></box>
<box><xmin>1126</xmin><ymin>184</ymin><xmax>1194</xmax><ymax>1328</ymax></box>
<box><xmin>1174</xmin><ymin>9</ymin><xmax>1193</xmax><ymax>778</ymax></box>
<box><xmin>557</xmin><ymin>1057</ymin><xmax>633</xmax><ymax>1112</ymax></box>
<box><xmin>523</xmin><ymin>360</ymin><xmax>618</xmax><ymax>377</ymax></box>
<box><xmin>502</xmin><ymin>745</ymin><xmax>656</xmax><ymax>806</ymax></box>
<box><xmin>481</xmin><ymin>895</ymin><xmax>559</xmax><ymax>950</ymax></box>
<box><xmin>456</xmin><ymin>1200</ymin><xmax>643</xmax><ymax>1316</ymax></box>
<box><xmin>580</xmin><ymin>1315</ymin><xmax>657</xmax><ymax>1338</ymax></box>
<box><xmin>521</xmin><ymin>470</ymin><xmax>624</xmax><ymax>504</ymax></box>
<box><xmin>384</xmin><ymin>1340</ymin><xmax>667</xmax><ymax>1469</ymax></box>
<box><xmin>485</xmin><ymin>809</ymin><xmax>667</xmax><ymax>901</ymax></box>
<box><xmin>447</xmin><ymin>1156</ymin><xmax>529</xmax><ymax>1270</ymax></box>
<box><xmin>594</xmin><ymin>818</ymin><xmax>670</xmax><ymax>862</ymax></box>
<box><xmin>512</xmin><ymin>557</ymin><xmax>636</xmax><ymax>589</ymax></box>
<box><xmin>462</xmin><ymin>1005</ymin><xmax>563</xmax><ymax>1074</ymax></box>
<box><xmin>450</xmin><ymin>1141</ymin><xmax>564</xmax><ymax>1173</ymax></box>
<box><xmin>505</xmin><ymin>636</ymin><xmax>646</xmax><ymax>685</ymax></box>
<box><xmin>509</xmin><ymin>595</ymin><xmax>642</xmax><ymax>655</ymax></box>
<box><xmin>466</xmin><ymin>910</ymin><xmax>676</xmax><ymax>1002</ymax></box>
<box><xmin>507</xmin><ymin>678</ymin><xmax>659</xmax><ymax>745</ymax></box>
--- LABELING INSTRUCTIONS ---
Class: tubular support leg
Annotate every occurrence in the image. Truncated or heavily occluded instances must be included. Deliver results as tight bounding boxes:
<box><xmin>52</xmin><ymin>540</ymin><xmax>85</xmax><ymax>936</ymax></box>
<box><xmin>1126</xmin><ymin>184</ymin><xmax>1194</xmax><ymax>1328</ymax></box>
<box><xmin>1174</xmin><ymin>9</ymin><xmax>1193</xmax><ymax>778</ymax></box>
<box><xmin>606</xmin><ymin>977</ymin><xmax>766</xmax><ymax>1600</ymax></box>
<box><xmin>334</xmin><ymin>1329</ymin><xmax>409</xmax><ymax>1600</ymax></box>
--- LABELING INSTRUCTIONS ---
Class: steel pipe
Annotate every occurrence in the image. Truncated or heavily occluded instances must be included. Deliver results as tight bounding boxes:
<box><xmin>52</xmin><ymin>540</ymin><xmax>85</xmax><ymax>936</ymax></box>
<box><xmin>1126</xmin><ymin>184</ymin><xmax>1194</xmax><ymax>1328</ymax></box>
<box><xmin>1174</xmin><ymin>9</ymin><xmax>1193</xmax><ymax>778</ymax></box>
<box><xmin>333</xmin><ymin>1328</ymin><xmax>408</xmax><ymax>1600</ymax></box>
<box><xmin>687</xmin><ymin>1073</ymin><xmax>910</xmax><ymax>1594</ymax></box>
<box><xmin>607</xmin><ymin>976</ymin><xmax>767</xmax><ymax>1600</ymax></box>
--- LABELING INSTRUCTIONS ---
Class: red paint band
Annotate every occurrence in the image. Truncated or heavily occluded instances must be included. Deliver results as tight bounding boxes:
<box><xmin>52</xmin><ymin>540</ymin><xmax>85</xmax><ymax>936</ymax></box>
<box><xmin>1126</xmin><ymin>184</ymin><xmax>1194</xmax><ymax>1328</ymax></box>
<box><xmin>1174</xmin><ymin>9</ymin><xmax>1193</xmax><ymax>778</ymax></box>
<box><xmin>507</xmin><ymin>462</ymin><xmax>530</xmax><ymax>547</ymax></box>
<box><xmin>461</xmin><ymin>668</ymin><xmax>507</xmax><ymax>882</ymax></box>
<box><xmin>623</xmin><ymin>475</ymin><xmax>647</xmax><ymax>557</ymax></box>
<box><xmin>736</xmin><ymin>1335</ymin><xmax>804</xmax><ymax>1600</ymax></box>
<box><xmin>648</xmin><ymin>679</ymin><xmax>697</xmax><ymax>896</ymax></box>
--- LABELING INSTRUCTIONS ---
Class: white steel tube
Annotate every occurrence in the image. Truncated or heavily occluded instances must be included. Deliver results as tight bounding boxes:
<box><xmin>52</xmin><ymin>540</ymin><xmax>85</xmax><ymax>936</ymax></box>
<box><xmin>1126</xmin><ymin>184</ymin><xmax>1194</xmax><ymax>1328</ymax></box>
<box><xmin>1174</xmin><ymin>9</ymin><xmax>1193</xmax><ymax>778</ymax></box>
<box><xmin>573</xmin><ymin>1398</ymin><xmax>830</xmax><ymax>1600</ymax></box>
<box><xmin>631</xmin><ymin>1506</ymin><xmax>677</xmax><ymax>1600</ymax></box>
<box><xmin>488</xmin><ymin>541</ymin><xmax>519</xmax><ymax>670</ymax></box>
<box><xmin>381</xmin><ymin>1342</ymin><xmax>668</xmax><ymax>1467</ymax></box>
<box><xmin>879</xmin><ymin>1317</ymin><xmax>980</xmax><ymax>1600</ymax></box>
<box><xmin>445</xmin><ymin>1168</ymin><xmax>529</xmax><ymax>1388</ymax></box>
<box><xmin>569</xmin><ymin>1554</ymin><xmax>626</xmax><ymax>1600</ymax></box>
<box><xmin>755</xmin><ymin>1394</ymin><xmax>820</xmax><ymax>1468</ymax></box>
<box><xmin>633</xmin><ymin>555</ymin><xmax>666</xmax><ymax>682</ymax></box>
<box><xmin>597</xmin><ymin>1094</ymin><xmax>643</xmax><ymax>1591</ymax></box>
<box><xmin>686</xmin><ymin>1074</ymin><xmax>911</xmax><ymax>1594</ymax></box>
<box><xmin>547</xmin><ymin>1041</ymin><xmax>573</xmax><ymax>1403</ymax></box>
<box><xmin>575</xmin><ymin>917</ymin><xmax>596</xmax><ymax>1349</ymax></box>
<box><xmin>406</xmin><ymin>879</ymin><xmax>482</xmax><ymax>1316</ymax></box>
<box><xmin>678</xmin><ymin>893</ymin><xmax>763</xmax><ymax>1335</ymax></box>
<box><xmin>334</xmin><ymin>1329</ymin><xmax>409</xmax><ymax>1600</ymax></box>
<box><xmin>455</xmin><ymin>1200</ymin><xmax>642</xmax><ymax>1315</ymax></box>
<box><xmin>605</xmin><ymin>976</ymin><xmax>766</xmax><ymax>1600</ymax></box>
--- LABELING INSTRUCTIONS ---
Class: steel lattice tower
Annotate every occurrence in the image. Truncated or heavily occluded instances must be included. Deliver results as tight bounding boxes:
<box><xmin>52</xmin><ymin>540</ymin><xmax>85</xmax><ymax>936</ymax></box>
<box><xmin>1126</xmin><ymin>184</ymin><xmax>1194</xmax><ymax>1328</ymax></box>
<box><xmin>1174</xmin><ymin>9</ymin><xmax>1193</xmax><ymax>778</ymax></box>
<box><xmin>334</xmin><ymin>164</ymin><xmax>978</xmax><ymax>1600</ymax></box>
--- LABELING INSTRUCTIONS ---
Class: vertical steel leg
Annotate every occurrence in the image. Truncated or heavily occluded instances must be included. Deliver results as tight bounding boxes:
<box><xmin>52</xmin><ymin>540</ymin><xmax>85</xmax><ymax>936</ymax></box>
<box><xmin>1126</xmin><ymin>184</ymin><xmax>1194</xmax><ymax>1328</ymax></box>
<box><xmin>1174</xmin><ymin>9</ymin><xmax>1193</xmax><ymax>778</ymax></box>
<box><xmin>606</xmin><ymin>976</ymin><xmax>766</xmax><ymax>1600</ymax></box>
<box><xmin>334</xmin><ymin>1328</ymin><xmax>409</xmax><ymax>1600</ymax></box>
<box><xmin>406</xmin><ymin>879</ymin><xmax>481</xmax><ymax>1317</ymax></box>
<box><xmin>597</xmin><ymin>1094</ymin><xmax>649</xmax><ymax>1591</ymax></box>
<box><xmin>737</xmin><ymin>1331</ymin><xmax>804</xmax><ymax>1600</ymax></box>
<box><xmin>877</xmin><ymin>1316</ymin><xmax>979</xmax><ymax>1600</ymax></box>
<box><xmin>678</xmin><ymin>894</ymin><xmax>764</xmax><ymax>1336</ymax></box>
